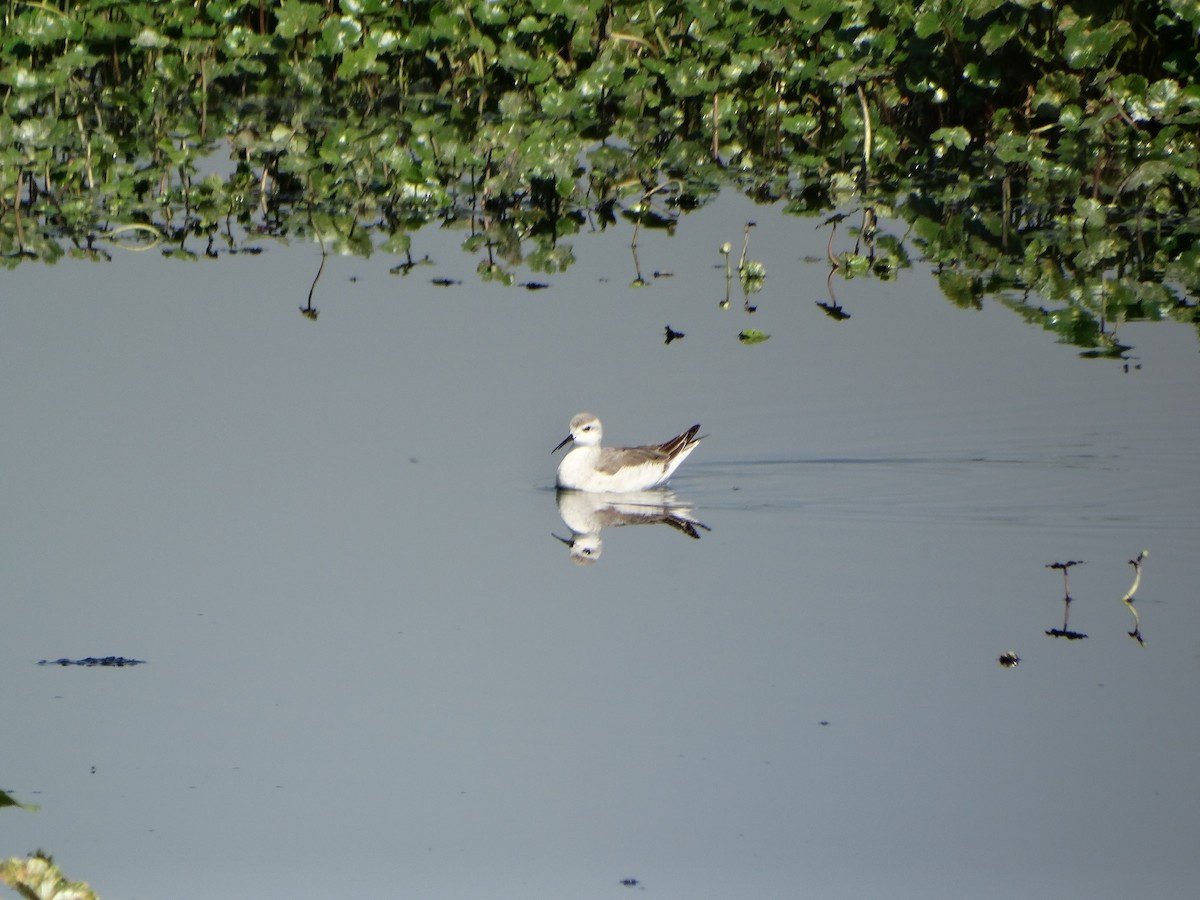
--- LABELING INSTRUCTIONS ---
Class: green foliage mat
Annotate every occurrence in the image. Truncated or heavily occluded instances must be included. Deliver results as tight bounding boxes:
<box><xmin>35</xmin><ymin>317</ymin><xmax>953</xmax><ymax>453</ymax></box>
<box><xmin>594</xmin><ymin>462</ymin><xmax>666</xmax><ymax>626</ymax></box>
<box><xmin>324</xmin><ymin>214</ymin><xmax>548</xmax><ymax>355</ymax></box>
<box><xmin>2</xmin><ymin>1</ymin><xmax>1198</xmax><ymax>344</ymax></box>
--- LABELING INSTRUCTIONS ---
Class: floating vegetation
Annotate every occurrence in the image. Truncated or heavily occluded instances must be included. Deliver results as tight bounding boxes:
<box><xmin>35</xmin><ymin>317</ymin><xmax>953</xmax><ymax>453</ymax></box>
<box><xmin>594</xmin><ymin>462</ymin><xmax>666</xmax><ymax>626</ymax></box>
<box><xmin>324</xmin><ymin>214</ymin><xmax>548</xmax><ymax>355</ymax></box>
<box><xmin>998</xmin><ymin>651</ymin><xmax>1021</xmax><ymax>669</ymax></box>
<box><xmin>0</xmin><ymin>2</ymin><xmax>1196</xmax><ymax>351</ymax></box>
<box><xmin>717</xmin><ymin>223</ymin><xmax>765</xmax><ymax>316</ymax></box>
<box><xmin>738</xmin><ymin>329</ymin><xmax>769</xmax><ymax>345</ymax></box>
<box><xmin>1041</xmin><ymin>552</ymin><xmax>1151</xmax><ymax>644</ymax></box>
<box><xmin>1045</xmin><ymin>559</ymin><xmax>1088</xmax><ymax>640</ymax></box>
<box><xmin>0</xmin><ymin>789</ymin><xmax>38</xmax><ymax>813</ymax></box>
<box><xmin>718</xmin><ymin>242</ymin><xmax>734</xmax><ymax>310</ymax></box>
<box><xmin>736</xmin><ymin>221</ymin><xmax>764</xmax><ymax>313</ymax></box>
<box><xmin>37</xmin><ymin>656</ymin><xmax>146</xmax><ymax>667</ymax></box>
<box><xmin>1</xmin><ymin>852</ymin><xmax>99</xmax><ymax>900</ymax></box>
<box><xmin>301</xmin><ymin>239</ymin><xmax>327</xmax><ymax>320</ymax></box>
<box><xmin>1122</xmin><ymin>551</ymin><xmax>1149</xmax><ymax>647</ymax></box>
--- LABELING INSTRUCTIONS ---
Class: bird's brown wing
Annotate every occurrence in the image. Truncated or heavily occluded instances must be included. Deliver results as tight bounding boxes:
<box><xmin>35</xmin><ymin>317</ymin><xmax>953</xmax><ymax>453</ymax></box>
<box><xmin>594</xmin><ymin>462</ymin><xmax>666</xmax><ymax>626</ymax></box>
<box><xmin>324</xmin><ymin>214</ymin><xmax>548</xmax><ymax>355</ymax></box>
<box><xmin>595</xmin><ymin>446</ymin><xmax>668</xmax><ymax>475</ymax></box>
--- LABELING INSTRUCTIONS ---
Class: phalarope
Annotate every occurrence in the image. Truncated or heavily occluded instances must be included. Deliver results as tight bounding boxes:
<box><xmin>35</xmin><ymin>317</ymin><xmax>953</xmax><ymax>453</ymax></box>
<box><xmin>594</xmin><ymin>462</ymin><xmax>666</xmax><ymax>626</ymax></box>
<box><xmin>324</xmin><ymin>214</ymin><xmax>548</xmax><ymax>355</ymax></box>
<box><xmin>553</xmin><ymin>413</ymin><xmax>703</xmax><ymax>492</ymax></box>
<box><xmin>553</xmin><ymin>490</ymin><xmax>711</xmax><ymax>563</ymax></box>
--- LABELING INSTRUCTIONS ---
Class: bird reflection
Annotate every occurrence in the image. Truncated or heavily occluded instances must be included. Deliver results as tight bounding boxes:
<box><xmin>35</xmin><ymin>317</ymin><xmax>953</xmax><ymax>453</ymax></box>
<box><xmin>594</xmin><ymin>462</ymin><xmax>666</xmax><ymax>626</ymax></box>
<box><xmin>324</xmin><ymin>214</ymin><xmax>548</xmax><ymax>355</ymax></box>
<box><xmin>553</xmin><ymin>489</ymin><xmax>710</xmax><ymax>565</ymax></box>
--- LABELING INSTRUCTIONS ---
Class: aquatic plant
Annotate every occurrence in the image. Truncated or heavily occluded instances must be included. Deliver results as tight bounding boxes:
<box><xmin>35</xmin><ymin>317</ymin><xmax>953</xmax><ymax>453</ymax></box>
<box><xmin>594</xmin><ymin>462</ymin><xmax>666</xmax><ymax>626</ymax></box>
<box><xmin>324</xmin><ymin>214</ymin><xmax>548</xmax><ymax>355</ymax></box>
<box><xmin>1</xmin><ymin>852</ymin><xmax>98</xmax><ymax>900</ymax></box>
<box><xmin>1</xmin><ymin>1</ymin><xmax>1197</xmax><ymax>345</ymax></box>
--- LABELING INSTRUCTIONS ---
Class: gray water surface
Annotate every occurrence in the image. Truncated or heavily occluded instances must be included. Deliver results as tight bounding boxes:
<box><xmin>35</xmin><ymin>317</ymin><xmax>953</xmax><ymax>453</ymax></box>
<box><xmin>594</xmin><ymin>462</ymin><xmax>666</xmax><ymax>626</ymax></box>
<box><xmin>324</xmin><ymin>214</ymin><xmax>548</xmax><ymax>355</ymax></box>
<box><xmin>3</xmin><ymin>193</ymin><xmax>1198</xmax><ymax>899</ymax></box>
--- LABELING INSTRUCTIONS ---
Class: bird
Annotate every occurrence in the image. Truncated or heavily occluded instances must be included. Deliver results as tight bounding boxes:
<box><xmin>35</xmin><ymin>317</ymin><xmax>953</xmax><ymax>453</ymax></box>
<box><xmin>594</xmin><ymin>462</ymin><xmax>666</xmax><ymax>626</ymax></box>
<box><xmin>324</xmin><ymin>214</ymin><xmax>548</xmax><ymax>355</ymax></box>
<box><xmin>552</xmin><ymin>413</ymin><xmax>702</xmax><ymax>492</ymax></box>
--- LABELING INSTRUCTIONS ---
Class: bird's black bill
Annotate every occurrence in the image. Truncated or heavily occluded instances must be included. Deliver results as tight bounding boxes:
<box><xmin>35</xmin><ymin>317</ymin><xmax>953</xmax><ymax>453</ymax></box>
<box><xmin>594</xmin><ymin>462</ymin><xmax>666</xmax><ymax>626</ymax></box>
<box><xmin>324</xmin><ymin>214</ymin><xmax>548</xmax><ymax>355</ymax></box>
<box><xmin>552</xmin><ymin>434</ymin><xmax>573</xmax><ymax>453</ymax></box>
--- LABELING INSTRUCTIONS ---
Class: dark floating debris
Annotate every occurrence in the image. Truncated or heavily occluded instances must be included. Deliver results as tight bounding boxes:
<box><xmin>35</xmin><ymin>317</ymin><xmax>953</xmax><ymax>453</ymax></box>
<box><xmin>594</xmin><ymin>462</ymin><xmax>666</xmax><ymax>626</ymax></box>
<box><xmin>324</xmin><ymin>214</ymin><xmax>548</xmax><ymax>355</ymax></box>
<box><xmin>1122</xmin><ymin>550</ymin><xmax>1149</xmax><ymax>647</ymax></box>
<box><xmin>998</xmin><ymin>651</ymin><xmax>1021</xmax><ymax>668</ymax></box>
<box><xmin>520</xmin><ymin>281</ymin><xmax>550</xmax><ymax>290</ymax></box>
<box><xmin>38</xmin><ymin>656</ymin><xmax>146</xmax><ymax>667</ymax></box>
<box><xmin>816</xmin><ymin>301</ymin><xmax>851</xmax><ymax>320</ymax></box>
<box><xmin>619</xmin><ymin>878</ymin><xmax>640</xmax><ymax>887</ymax></box>
<box><xmin>387</xmin><ymin>251</ymin><xmax>431</xmax><ymax>275</ymax></box>
<box><xmin>1045</xmin><ymin>628</ymin><xmax>1088</xmax><ymax>640</ymax></box>
<box><xmin>1045</xmin><ymin>559</ymin><xmax>1088</xmax><ymax>640</ymax></box>
<box><xmin>664</xmin><ymin>325</ymin><xmax>685</xmax><ymax>344</ymax></box>
<box><xmin>430</xmin><ymin>277</ymin><xmax>461</xmax><ymax>287</ymax></box>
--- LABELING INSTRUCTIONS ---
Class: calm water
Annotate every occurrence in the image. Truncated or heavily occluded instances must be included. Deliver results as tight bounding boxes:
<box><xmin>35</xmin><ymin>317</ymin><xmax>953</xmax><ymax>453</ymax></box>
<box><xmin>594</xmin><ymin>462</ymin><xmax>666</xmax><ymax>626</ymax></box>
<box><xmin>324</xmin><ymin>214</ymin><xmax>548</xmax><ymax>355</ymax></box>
<box><xmin>3</xmin><ymin>193</ymin><xmax>1198</xmax><ymax>900</ymax></box>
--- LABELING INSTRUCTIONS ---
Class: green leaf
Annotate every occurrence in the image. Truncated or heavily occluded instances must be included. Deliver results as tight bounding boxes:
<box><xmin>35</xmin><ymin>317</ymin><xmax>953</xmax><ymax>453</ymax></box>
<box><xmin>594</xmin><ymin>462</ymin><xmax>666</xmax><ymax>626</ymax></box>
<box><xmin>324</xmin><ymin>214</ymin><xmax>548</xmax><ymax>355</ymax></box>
<box><xmin>338</xmin><ymin>45</ymin><xmax>381</xmax><ymax>79</ymax></box>
<box><xmin>913</xmin><ymin>11</ymin><xmax>943</xmax><ymax>39</ymax></box>
<box><xmin>666</xmin><ymin>61</ymin><xmax>717</xmax><ymax>99</ymax></box>
<box><xmin>276</xmin><ymin>0</ymin><xmax>326</xmax><ymax>38</ymax></box>
<box><xmin>0</xmin><ymin>788</ymin><xmax>39</xmax><ymax>811</ymax></box>
<box><xmin>1120</xmin><ymin>160</ymin><xmax>1173</xmax><ymax>193</ymax></box>
<box><xmin>781</xmin><ymin>113</ymin><xmax>817</xmax><ymax>135</ymax></box>
<box><xmin>939</xmin><ymin>274</ymin><xmax>983</xmax><ymax>310</ymax></box>
<box><xmin>1146</xmin><ymin>78</ymin><xmax>1182</xmax><ymax>118</ymax></box>
<box><xmin>738</xmin><ymin>329</ymin><xmax>770</xmax><ymax>344</ymax></box>
<box><xmin>1031</xmin><ymin>72</ymin><xmax>1081</xmax><ymax>116</ymax></box>
<box><xmin>981</xmin><ymin>21</ymin><xmax>1019</xmax><ymax>52</ymax></box>
<box><xmin>1061</xmin><ymin>16</ymin><xmax>1131</xmax><ymax>70</ymax></box>
<box><xmin>319</xmin><ymin>16</ymin><xmax>363</xmax><ymax>55</ymax></box>
<box><xmin>931</xmin><ymin>126</ymin><xmax>971</xmax><ymax>151</ymax></box>
<box><xmin>132</xmin><ymin>27</ymin><xmax>170</xmax><ymax>49</ymax></box>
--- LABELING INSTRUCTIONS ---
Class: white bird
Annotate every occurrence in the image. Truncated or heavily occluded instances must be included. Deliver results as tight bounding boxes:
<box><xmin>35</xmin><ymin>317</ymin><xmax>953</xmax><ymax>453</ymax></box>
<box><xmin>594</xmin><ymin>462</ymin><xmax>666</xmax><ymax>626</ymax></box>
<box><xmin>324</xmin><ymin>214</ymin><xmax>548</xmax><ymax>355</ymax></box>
<box><xmin>553</xmin><ymin>413</ymin><xmax>703</xmax><ymax>492</ymax></box>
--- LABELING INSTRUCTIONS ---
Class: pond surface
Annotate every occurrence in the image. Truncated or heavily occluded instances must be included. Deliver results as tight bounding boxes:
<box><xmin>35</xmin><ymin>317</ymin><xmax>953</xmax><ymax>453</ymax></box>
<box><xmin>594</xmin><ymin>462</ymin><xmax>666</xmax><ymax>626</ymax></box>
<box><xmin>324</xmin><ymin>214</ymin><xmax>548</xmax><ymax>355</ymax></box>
<box><xmin>3</xmin><ymin>192</ymin><xmax>1198</xmax><ymax>899</ymax></box>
